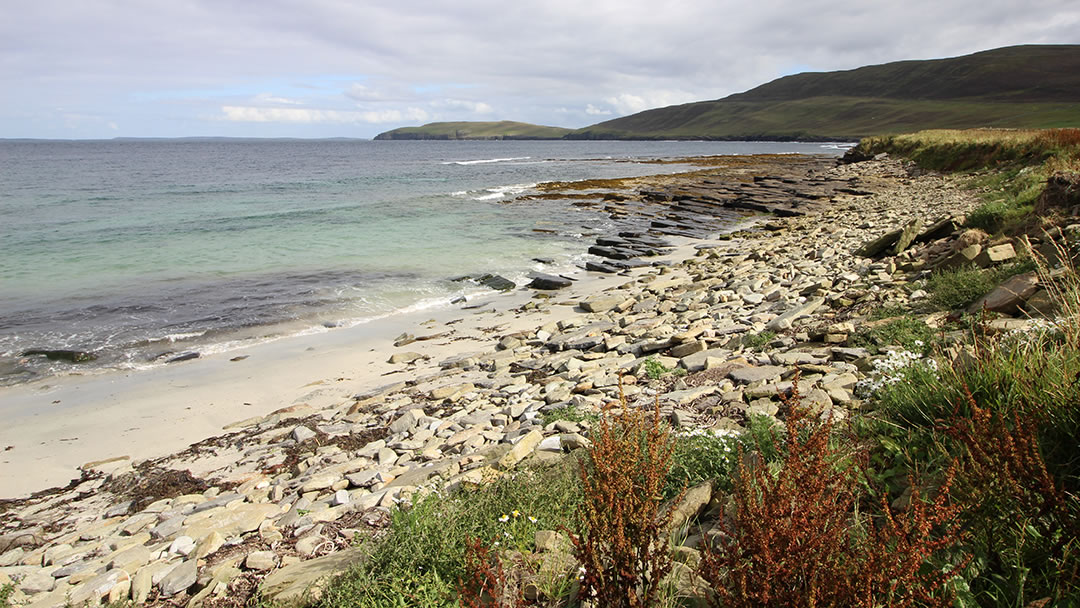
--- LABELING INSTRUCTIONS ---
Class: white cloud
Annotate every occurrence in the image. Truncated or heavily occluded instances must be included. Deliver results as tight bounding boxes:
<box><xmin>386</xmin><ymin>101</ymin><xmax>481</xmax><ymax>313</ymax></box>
<box><xmin>585</xmin><ymin>104</ymin><xmax>612</xmax><ymax>116</ymax></box>
<box><xmin>605</xmin><ymin>91</ymin><xmax>701</xmax><ymax>116</ymax></box>
<box><xmin>254</xmin><ymin>93</ymin><xmax>303</xmax><ymax>105</ymax></box>
<box><xmin>221</xmin><ymin>106</ymin><xmax>429</xmax><ymax>124</ymax></box>
<box><xmin>432</xmin><ymin>98</ymin><xmax>495</xmax><ymax>114</ymax></box>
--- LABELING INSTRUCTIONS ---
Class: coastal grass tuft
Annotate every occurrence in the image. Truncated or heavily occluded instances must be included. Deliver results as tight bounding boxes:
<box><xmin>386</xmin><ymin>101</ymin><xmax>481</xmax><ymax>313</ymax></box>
<box><xmin>850</xmin><ymin>314</ymin><xmax>936</xmax><ymax>355</ymax></box>
<box><xmin>923</xmin><ymin>258</ymin><xmax>1036</xmax><ymax>312</ymax></box>
<box><xmin>317</xmin><ymin>458</ymin><xmax>584</xmax><ymax>608</ymax></box>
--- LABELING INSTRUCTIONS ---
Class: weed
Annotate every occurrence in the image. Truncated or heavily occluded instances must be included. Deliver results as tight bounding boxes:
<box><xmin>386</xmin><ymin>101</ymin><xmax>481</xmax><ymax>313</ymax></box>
<box><xmin>642</xmin><ymin>357</ymin><xmax>673</xmax><ymax>380</ymax></box>
<box><xmin>568</xmin><ymin>399</ymin><xmax>682</xmax><ymax>608</ymax></box>
<box><xmin>850</xmin><ymin>315</ymin><xmax>936</xmax><ymax>355</ymax></box>
<box><xmin>742</xmin><ymin>330</ymin><xmax>777</xmax><ymax>350</ymax></box>
<box><xmin>924</xmin><ymin>259</ymin><xmax>1036</xmax><ymax>312</ymax></box>
<box><xmin>665</xmin><ymin>430</ymin><xmax>740</xmax><ymax>498</ymax></box>
<box><xmin>699</xmin><ymin>386</ymin><xmax>968</xmax><ymax>607</ymax></box>
<box><xmin>0</xmin><ymin>584</ymin><xmax>12</xmax><ymax>608</ymax></box>
<box><xmin>458</xmin><ymin>536</ymin><xmax>525</xmax><ymax>608</ymax></box>
<box><xmin>948</xmin><ymin>392</ymin><xmax>1080</xmax><ymax>603</ymax></box>
<box><xmin>540</xmin><ymin>404</ymin><xmax>598</xmax><ymax>427</ymax></box>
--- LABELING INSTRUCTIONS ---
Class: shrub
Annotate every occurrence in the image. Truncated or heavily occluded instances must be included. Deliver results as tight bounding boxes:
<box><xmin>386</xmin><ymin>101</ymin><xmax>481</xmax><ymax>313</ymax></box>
<box><xmin>699</xmin><ymin>389</ymin><xmax>968</xmax><ymax>608</ymax></box>
<box><xmin>742</xmin><ymin>330</ymin><xmax>777</xmax><ymax>350</ymax></box>
<box><xmin>665</xmin><ymin>430</ymin><xmax>740</xmax><ymax>498</ymax></box>
<box><xmin>568</xmin><ymin>401</ymin><xmax>681</xmax><ymax>608</ymax></box>
<box><xmin>850</xmin><ymin>316</ymin><xmax>936</xmax><ymax>355</ymax></box>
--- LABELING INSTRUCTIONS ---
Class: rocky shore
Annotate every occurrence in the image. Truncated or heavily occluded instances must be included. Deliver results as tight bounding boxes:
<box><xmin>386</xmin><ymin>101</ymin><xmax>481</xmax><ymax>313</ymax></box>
<box><xmin>4</xmin><ymin>154</ymin><xmax>1043</xmax><ymax>607</ymax></box>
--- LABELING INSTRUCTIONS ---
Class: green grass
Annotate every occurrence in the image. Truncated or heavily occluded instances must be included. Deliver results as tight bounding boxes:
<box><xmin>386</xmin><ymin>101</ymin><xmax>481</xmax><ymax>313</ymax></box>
<box><xmin>924</xmin><ymin>259</ymin><xmax>1037</xmax><ymax>311</ymax></box>
<box><xmin>374</xmin><ymin>121</ymin><xmax>572</xmax><ymax>140</ymax></box>
<box><xmin>541</xmin><ymin>403</ymin><xmax>599</xmax><ymax>426</ymax></box>
<box><xmin>850</xmin><ymin>315</ymin><xmax>936</xmax><ymax>355</ymax></box>
<box><xmin>317</xmin><ymin>457</ymin><xmax>584</xmax><ymax>608</ymax></box>
<box><xmin>0</xmin><ymin>584</ymin><xmax>13</xmax><ymax>608</ymax></box>
<box><xmin>641</xmin><ymin>356</ymin><xmax>685</xmax><ymax>380</ymax></box>
<box><xmin>742</xmin><ymin>330</ymin><xmax>777</xmax><ymax>350</ymax></box>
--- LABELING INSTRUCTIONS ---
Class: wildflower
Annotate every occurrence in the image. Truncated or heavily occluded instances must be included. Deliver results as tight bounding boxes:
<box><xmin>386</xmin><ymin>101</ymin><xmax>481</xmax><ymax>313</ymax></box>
<box><xmin>511</xmin><ymin>509</ymin><xmax>520</xmax><ymax>518</ymax></box>
<box><xmin>528</xmin><ymin>516</ymin><xmax>538</xmax><ymax>524</ymax></box>
<box><xmin>498</xmin><ymin>514</ymin><xmax>509</xmax><ymax>523</ymax></box>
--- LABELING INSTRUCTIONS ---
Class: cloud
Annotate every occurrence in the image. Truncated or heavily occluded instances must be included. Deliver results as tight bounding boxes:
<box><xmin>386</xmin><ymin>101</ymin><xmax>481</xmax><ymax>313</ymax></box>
<box><xmin>221</xmin><ymin>106</ymin><xmax>429</xmax><ymax>124</ymax></box>
<box><xmin>2</xmin><ymin>0</ymin><xmax>1078</xmax><ymax>137</ymax></box>
<box><xmin>432</xmin><ymin>98</ymin><xmax>494</xmax><ymax>114</ymax></box>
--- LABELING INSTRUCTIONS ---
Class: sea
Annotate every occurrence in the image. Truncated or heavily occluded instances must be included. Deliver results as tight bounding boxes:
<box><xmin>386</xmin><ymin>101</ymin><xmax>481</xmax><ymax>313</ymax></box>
<box><xmin>0</xmin><ymin>139</ymin><xmax>848</xmax><ymax>385</ymax></box>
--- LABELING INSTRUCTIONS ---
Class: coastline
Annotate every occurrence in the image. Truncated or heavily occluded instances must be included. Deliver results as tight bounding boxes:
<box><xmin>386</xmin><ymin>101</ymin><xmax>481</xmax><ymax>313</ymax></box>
<box><xmin>0</xmin><ymin>151</ymin><xmax>993</xmax><ymax>607</ymax></box>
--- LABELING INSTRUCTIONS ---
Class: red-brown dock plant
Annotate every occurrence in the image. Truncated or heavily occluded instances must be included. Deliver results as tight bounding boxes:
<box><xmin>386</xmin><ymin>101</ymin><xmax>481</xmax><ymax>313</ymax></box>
<box><xmin>699</xmin><ymin>384</ymin><xmax>968</xmax><ymax>608</ymax></box>
<box><xmin>458</xmin><ymin>535</ymin><xmax>526</xmax><ymax>608</ymax></box>
<box><xmin>567</xmin><ymin>392</ymin><xmax>683</xmax><ymax>608</ymax></box>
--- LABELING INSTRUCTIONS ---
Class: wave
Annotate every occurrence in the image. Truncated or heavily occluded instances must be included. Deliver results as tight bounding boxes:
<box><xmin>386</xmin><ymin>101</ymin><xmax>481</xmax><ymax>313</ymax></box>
<box><xmin>441</xmin><ymin>156</ymin><xmax>532</xmax><ymax>166</ymax></box>
<box><xmin>472</xmin><ymin>183</ymin><xmax>537</xmax><ymax>201</ymax></box>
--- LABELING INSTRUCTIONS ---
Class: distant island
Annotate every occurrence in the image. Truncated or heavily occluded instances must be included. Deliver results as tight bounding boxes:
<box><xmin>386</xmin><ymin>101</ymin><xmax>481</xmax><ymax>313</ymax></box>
<box><xmin>374</xmin><ymin>121</ymin><xmax>572</xmax><ymax>140</ymax></box>
<box><xmin>376</xmin><ymin>44</ymin><xmax>1080</xmax><ymax>142</ymax></box>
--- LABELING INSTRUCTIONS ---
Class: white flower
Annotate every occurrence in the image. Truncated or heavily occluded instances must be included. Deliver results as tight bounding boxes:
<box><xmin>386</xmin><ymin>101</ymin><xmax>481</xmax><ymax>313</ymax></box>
<box><xmin>498</xmin><ymin>514</ymin><xmax>509</xmax><ymax>523</ymax></box>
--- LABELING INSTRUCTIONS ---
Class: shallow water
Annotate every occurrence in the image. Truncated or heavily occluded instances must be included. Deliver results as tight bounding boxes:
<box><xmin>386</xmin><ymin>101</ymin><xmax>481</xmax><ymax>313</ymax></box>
<box><xmin>0</xmin><ymin>139</ymin><xmax>846</xmax><ymax>383</ymax></box>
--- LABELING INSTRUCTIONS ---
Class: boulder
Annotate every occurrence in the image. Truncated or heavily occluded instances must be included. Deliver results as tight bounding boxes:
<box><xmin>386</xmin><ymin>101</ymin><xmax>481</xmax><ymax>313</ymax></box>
<box><xmin>259</xmin><ymin>547</ymin><xmax>369</xmax><ymax>603</ymax></box>
<box><xmin>528</xmin><ymin>273</ymin><xmax>573</xmax><ymax>290</ymax></box>
<box><xmin>478</xmin><ymin>275</ymin><xmax>516</xmax><ymax>291</ymax></box>
<box><xmin>20</xmin><ymin>349</ymin><xmax>97</xmax><ymax>363</ymax></box>
<box><xmin>968</xmin><ymin>272</ymin><xmax>1039</xmax><ymax>314</ymax></box>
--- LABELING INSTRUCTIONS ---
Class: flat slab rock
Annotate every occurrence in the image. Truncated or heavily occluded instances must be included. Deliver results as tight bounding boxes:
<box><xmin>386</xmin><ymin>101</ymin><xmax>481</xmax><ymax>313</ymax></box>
<box><xmin>259</xmin><ymin>546</ymin><xmax>369</xmax><ymax>603</ymax></box>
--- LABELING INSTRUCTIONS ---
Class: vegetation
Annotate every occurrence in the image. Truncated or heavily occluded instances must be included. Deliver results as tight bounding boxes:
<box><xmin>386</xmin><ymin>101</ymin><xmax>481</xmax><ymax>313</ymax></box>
<box><xmin>374</xmin><ymin>121</ymin><xmax>572</xmax><ymax>140</ymax></box>
<box><xmin>570</xmin><ymin>45</ymin><xmax>1080</xmax><ymax>141</ymax></box>
<box><xmin>312</xmin><ymin>128</ymin><xmax>1080</xmax><ymax>607</ymax></box>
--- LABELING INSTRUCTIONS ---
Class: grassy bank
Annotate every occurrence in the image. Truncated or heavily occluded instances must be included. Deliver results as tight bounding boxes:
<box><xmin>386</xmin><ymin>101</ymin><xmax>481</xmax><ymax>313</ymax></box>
<box><xmin>298</xmin><ymin>129</ymin><xmax>1080</xmax><ymax>608</ymax></box>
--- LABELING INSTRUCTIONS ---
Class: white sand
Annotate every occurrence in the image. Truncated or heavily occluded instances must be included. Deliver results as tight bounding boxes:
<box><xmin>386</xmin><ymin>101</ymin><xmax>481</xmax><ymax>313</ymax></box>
<box><xmin>0</xmin><ymin>244</ymin><xmax>705</xmax><ymax>498</ymax></box>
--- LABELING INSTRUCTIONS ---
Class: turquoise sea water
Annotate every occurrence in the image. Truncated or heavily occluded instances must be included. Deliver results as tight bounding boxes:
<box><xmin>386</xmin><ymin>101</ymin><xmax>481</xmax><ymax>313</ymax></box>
<box><xmin>0</xmin><ymin>139</ymin><xmax>846</xmax><ymax>383</ymax></box>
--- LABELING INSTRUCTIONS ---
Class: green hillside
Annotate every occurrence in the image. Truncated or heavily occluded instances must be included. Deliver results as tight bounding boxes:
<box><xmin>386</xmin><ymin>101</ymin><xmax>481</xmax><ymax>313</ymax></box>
<box><xmin>374</xmin><ymin>121</ymin><xmax>571</xmax><ymax>140</ymax></box>
<box><xmin>570</xmin><ymin>45</ymin><xmax>1080</xmax><ymax>141</ymax></box>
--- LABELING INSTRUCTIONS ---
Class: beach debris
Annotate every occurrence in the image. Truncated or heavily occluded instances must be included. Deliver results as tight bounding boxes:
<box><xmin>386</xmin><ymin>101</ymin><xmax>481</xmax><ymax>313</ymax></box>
<box><xmin>20</xmin><ymin>349</ymin><xmax>97</xmax><ymax>363</ymax></box>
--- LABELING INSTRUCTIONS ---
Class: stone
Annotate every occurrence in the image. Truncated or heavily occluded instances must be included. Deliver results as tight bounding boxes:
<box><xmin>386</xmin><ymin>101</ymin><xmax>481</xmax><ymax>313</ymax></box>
<box><xmin>728</xmin><ymin>365</ymin><xmax>786</xmax><ymax>385</ymax></box>
<box><xmin>195</xmin><ymin>531</ymin><xmax>226</xmax><ymax>559</ymax></box>
<box><xmin>388</xmin><ymin>352</ymin><xmax>424</xmax><ymax>364</ymax></box>
<box><xmin>259</xmin><ymin>546</ymin><xmax>369</xmax><ymax>603</ymax></box>
<box><xmin>333</xmin><ymin>489</ymin><xmax>351</xmax><ymax>506</ymax></box>
<box><xmin>968</xmin><ymin>272</ymin><xmax>1039</xmax><ymax>314</ymax></box>
<box><xmin>660</xmin><ymin>386</ymin><xmax>716</xmax><ymax>406</ymax></box>
<box><xmin>892</xmin><ymin>218</ymin><xmax>922</xmax><ymax>255</ymax></box>
<box><xmin>158</xmin><ymin>558</ymin><xmax>197</xmax><ymax>597</ymax></box>
<box><xmin>667</xmin><ymin>481</ymin><xmax>713</xmax><ymax>534</ymax></box>
<box><xmin>765</xmin><ymin>297</ymin><xmax>825</xmax><ymax>331</ymax></box>
<box><xmin>388</xmin><ymin>408</ymin><xmax>426</xmax><ymax>434</ymax></box>
<box><xmin>181</xmin><ymin>503</ymin><xmax>281</xmax><ymax>542</ymax></box>
<box><xmin>245</xmin><ymin>550</ymin><xmax>277</xmax><ymax>571</ymax></box>
<box><xmin>537</xmin><ymin>436</ymin><xmax>563</xmax><ymax>452</ymax></box>
<box><xmin>168</xmin><ymin>535</ymin><xmax>196</xmax><ymax>557</ymax></box>
<box><xmin>497</xmin><ymin>429</ymin><xmax>543</xmax><ymax>470</ymax></box>
<box><xmin>0</xmin><ymin>547</ymin><xmax>23</xmax><ymax>567</ymax></box>
<box><xmin>19</xmin><ymin>570</ymin><xmax>56</xmax><ymax>594</ymax></box>
<box><xmin>975</xmin><ymin>242</ymin><xmax>1017</xmax><ymax>267</ymax></box>
<box><xmin>528</xmin><ymin>273</ymin><xmax>573</xmax><ymax>290</ymax></box>
<box><xmin>292</xmin><ymin>426</ymin><xmax>317</xmax><ymax>443</ymax></box>
<box><xmin>581</xmin><ymin>294</ymin><xmax>625</xmax><ymax>313</ymax></box>
<box><xmin>678</xmin><ymin>348</ymin><xmax>733</xmax><ymax>372</ymax></box>
<box><xmin>296</xmin><ymin>535</ymin><xmax>325</xmax><ymax>556</ymax></box>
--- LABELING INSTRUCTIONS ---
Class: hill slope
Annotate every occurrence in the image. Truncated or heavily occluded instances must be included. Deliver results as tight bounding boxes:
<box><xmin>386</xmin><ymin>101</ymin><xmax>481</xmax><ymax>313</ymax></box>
<box><xmin>571</xmin><ymin>45</ymin><xmax>1080</xmax><ymax>141</ymax></box>
<box><xmin>374</xmin><ymin>121</ymin><xmax>571</xmax><ymax>140</ymax></box>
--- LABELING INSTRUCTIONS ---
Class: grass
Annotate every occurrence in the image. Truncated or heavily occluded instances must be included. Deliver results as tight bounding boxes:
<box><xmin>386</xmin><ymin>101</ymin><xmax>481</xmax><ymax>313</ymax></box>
<box><xmin>850</xmin><ymin>315</ymin><xmax>937</xmax><ymax>355</ymax></box>
<box><xmin>923</xmin><ymin>258</ymin><xmax>1037</xmax><ymax>312</ymax></box>
<box><xmin>741</xmin><ymin>330</ymin><xmax>777</xmax><ymax>350</ymax></box>
<box><xmin>642</xmin><ymin>357</ymin><xmax>686</xmax><ymax>380</ymax></box>
<box><xmin>317</xmin><ymin>458</ymin><xmax>584</xmax><ymax>608</ymax></box>
<box><xmin>375</xmin><ymin>121</ymin><xmax>572</xmax><ymax>140</ymax></box>
<box><xmin>0</xmin><ymin>584</ymin><xmax>12</xmax><ymax>608</ymax></box>
<box><xmin>540</xmin><ymin>404</ymin><xmax>599</xmax><ymax>427</ymax></box>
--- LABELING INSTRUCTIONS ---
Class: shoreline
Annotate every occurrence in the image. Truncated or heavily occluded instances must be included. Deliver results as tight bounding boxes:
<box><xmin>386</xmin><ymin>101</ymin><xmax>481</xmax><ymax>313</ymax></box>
<box><xmin>0</xmin><ymin>153</ymin><xmax>830</xmax><ymax>499</ymax></box>
<box><xmin>0</xmin><ymin>151</ymin><xmax>989</xmax><ymax>608</ymax></box>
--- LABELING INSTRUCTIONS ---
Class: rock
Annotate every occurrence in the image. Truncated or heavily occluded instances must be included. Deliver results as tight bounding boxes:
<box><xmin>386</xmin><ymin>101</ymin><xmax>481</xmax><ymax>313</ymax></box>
<box><xmin>660</xmin><ymin>386</ymin><xmax>716</xmax><ymax>406</ymax></box>
<box><xmin>0</xmin><ymin>547</ymin><xmax>23</xmax><ymax>567</ymax></box>
<box><xmin>19</xmin><ymin>570</ymin><xmax>56</xmax><ymax>594</ymax></box>
<box><xmin>158</xmin><ymin>558</ymin><xmax>197</xmax><ymax>597</ymax></box>
<box><xmin>666</xmin><ymin>481</ymin><xmax>713</xmax><ymax>535</ymax></box>
<box><xmin>168</xmin><ymin>536</ymin><xmax>196</xmax><ymax>557</ymax></box>
<box><xmin>581</xmin><ymin>294</ymin><xmax>625</xmax><ymax>313</ymax></box>
<box><xmin>678</xmin><ymin>348</ymin><xmax>733</xmax><ymax>372</ymax></box>
<box><xmin>892</xmin><ymin>218</ymin><xmax>922</xmax><ymax>255</ymax></box>
<box><xmin>296</xmin><ymin>535</ymin><xmax>325</xmax><ymax>556</ymax></box>
<box><xmin>968</xmin><ymin>272</ymin><xmax>1039</xmax><ymax>314</ymax></box>
<box><xmin>388</xmin><ymin>408</ymin><xmax>425</xmax><ymax>434</ymax></box>
<box><xmin>854</xmin><ymin>226</ymin><xmax>903</xmax><ymax>258</ymax></box>
<box><xmin>728</xmin><ymin>365</ymin><xmax>786</xmax><ymax>385</ymax></box>
<box><xmin>937</xmin><ymin>243</ymin><xmax>982</xmax><ymax>269</ymax></box>
<box><xmin>479</xmin><ymin>274</ymin><xmax>516</xmax><ymax>291</ymax></box>
<box><xmin>0</xmin><ymin>528</ymin><xmax>43</xmax><ymax>553</ymax></box>
<box><xmin>181</xmin><ymin>503</ymin><xmax>280</xmax><ymax>541</ymax></box>
<box><xmin>528</xmin><ymin>273</ymin><xmax>573</xmax><ymax>290</ymax></box>
<box><xmin>195</xmin><ymin>531</ymin><xmax>226</xmax><ymax>559</ymax></box>
<box><xmin>975</xmin><ymin>243</ymin><xmax>1017</xmax><ymax>267</ymax></box>
<box><xmin>166</xmin><ymin>351</ymin><xmax>200</xmax><ymax>363</ymax></box>
<box><xmin>292</xmin><ymin>426</ymin><xmax>317</xmax><ymax>442</ymax></box>
<box><xmin>245</xmin><ymin>550</ymin><xmax>277</xmax><ymax>571</ymax></box>
<box><xmin>765</xmin><ymin>297</ymin><xmax>825</xmax><ymax>331</ymax></box>
<box><xmin>497</xmin><ymin>429</ymin><xmax>543</xmax><ymax>470</ymax></box>
<box><xmin>259</xmin><ymin>546</ymin><xmax>369</xmax><ymax>603</ymax></box>
<box><xmin>388</xmin><ymin>352</ymin><xmax>424</xmax><ymax>364</ymax></box>
<box><xmin>20</xmin><ymin>349</ymin><xmax>97</xmax><ymax>363</ymax></box>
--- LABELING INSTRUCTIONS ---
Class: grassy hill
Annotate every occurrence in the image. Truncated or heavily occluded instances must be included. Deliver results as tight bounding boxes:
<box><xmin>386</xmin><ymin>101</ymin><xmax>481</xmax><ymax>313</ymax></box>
<box><xmin>570</xmin><ymin>45</ymin><xmax>1080</xmax><ymax>141</ymax></box>
<box><xmin>374</xmin><ymin>121</ymin><xmax>572</xmax><ymax>140</ymax></box>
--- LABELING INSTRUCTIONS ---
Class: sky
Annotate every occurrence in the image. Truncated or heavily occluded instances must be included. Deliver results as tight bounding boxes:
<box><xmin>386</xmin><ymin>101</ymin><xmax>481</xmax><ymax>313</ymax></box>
<box><xmin>2</xmin><ymin>0</ymin><xmax>1079</xmax><ymax>139</ymax></box>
